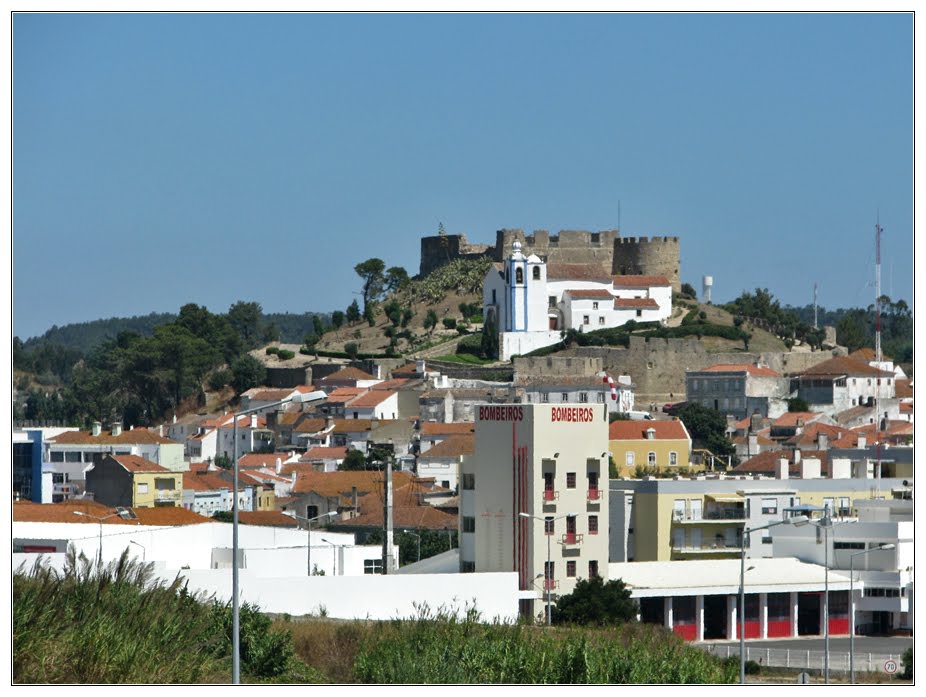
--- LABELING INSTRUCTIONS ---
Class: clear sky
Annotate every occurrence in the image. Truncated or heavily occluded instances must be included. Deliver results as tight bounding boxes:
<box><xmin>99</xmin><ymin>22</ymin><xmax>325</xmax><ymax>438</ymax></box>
<box><xmin>12</xmin><ymin>12</ymin><xmax>914</xmax><ymax>340</ymax></box>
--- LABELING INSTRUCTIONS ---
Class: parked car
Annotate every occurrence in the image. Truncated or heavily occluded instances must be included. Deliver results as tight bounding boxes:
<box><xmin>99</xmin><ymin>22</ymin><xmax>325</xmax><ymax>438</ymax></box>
<box><xmin>662</xmin><ymin>401</ymin><xmax>687</xmax><ymax>416</ymax></box>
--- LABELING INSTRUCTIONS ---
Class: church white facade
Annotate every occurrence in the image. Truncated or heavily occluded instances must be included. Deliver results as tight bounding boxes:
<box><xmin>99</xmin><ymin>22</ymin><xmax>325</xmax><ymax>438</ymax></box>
<box><xmin>483</xmin><ymin>241</ymin><xmax>673</xmax><ymax>360</ymax></box>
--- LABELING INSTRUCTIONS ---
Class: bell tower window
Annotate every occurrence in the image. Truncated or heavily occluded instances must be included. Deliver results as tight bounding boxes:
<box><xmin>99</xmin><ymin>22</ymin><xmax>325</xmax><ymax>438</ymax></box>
<box><xmin>516</xmin><ymin>267</ymin><xmax>524</xmax><ymax>284</ymax></box>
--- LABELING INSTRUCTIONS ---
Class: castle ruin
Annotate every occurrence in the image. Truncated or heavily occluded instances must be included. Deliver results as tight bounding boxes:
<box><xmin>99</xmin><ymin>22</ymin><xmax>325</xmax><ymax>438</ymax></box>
<box><xmin>420</xmin><ymin>228</ymin><xmax>681</xmax><ymax>291</ymax></box>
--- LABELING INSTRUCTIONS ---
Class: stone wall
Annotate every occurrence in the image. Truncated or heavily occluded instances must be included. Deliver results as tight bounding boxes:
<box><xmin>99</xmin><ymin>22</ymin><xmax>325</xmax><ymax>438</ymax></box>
<box><xmin>612</xmin><ymin>236</ymin><xmax>681</xmax><ymax>292</ymax></box>
<box><xmin>419</xmin><ymin>234</ymin><xmax>492</xmax><ymax>276</ymax></box>
<box><xmin>493</xmin><ymin>228</ymin><xmax>620</xmax><ymax>268</ymax></box>
<box><xmin>512</xmin><ymin>356</ymin><xmax>603</xmax><ymax>381</ymax></box>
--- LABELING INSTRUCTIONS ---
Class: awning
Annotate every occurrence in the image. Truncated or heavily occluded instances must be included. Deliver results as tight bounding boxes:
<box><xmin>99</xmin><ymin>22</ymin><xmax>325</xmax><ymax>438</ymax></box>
<box><xmin>705</xmin><ymin>494</ymin><xmax>744</xmax><ymax>503</ymax></box>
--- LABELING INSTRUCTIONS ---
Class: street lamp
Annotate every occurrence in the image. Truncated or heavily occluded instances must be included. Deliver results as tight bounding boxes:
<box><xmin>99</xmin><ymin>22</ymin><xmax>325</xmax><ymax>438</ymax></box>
<box><xmin>320</xmin><ymin>538</ymin><xmax>340</xmax><ymax>576</ymax></box>
<box><xmin>405</xmin><ymin>531</ymin><xmax>421</xmax><ymax>563</ymax></box>
<box><xmin>519</xmin><ymin>511</ymin><xmax>579</xmax><ymax>626</ymax></box>
<box><xmin>73</xmin><ymin>510</ymin><xmax>130</xmax><ymax>563</ymax></box>
<box><xmin>738</xmin><ymin>515</ymin><xmax>808</xmax><ymax>684</ymax></box>
<box><xmin>288</xmin><ymin>511</ymin><xmax>337</xmax><ymax>576</ymax></box>
<box><xmin>231</xmin><ymin>389</ymin><xmax>326</xmax><ymax>685</ymax></box>
<box><xmin>849</xmin><ymin>543</ymin><xmax>895</xmax><ymax>683</ymax></box>
<box><xmin>811</xmin><ymin>505</ymin><xmax>835</xmax><ymax>684</ymax></box>
<box><xmin>130</xmin><ymin>540</ymin><xmax>146</xmax><ymax>563</ymax></box>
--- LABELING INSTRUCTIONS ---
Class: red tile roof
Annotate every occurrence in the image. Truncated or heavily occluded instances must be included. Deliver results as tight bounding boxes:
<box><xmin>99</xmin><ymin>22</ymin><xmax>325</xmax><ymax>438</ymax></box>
<box><xmin>849</xmin><ymin>347</ymin><xmax>892</xmax><ymax>362</ymax></box>
<box><xmin>609</xmin><ymin>420</ymin><xmax>690</xmax><ymax>441</ymax></box>
<box><xmin>110</xmin><ymin>454</ymin><xmax>169</xmax><ymax>473</ymax></box>
<box><xmin>896</xmin><ymin>379</ymin><xmax>913</xmax><ymax>399</ymax></box>
<box><xmin>564</xmin><ymin>288</ymin><xmax>614</xmax><ymax>299</ymax></box>
<box><xmin>348</xmin><ymin>391</ymin><xmax>396</xmax><ymax>408</ymax></box>
<box><xmin>785</xmin><ymin>422</ymin><xmax>857</xmax><ymax>448</ymax></box>
<box><xmin>612</xmin><ymin>275</ymin><xmax>671</xmax><ymax>287</ymax></box>
<box><xmin>302</xmin><ymin>447</ymin><xmax>349</xmax><ymax>460</ymax></box>
<box><xmin>293</xmin><ymin>418</ymin><xmax>328</xmax><ymax>434</ymax></box>
<box><xmin>418</xmin><ymin>435</ymin><xmax>474</xmax><ymax>459</ymax></box>
<box><xmin>237</xmin><ymin>511</ymin><xmax>300</xmax><ymax>527</ymax></box>
<box><xmin>12</xmin><ymin>501</ymin><xmax>210</xmax><ymax>526</ymax></box>
<box><xmin>614</xmin><ymin>297</ymin><xmax>659</xmax><ymax>309</ymax></box>
<box><xmin>392</xmin><ymin>363</ymin><xmax>420</xmax><ymax>377</ymax></box>
<box><xmin>771</xmin><ymin>412</ymin><xmax>823</xmax><ymax>428</ymax></box>
<box><xmin>372</xmin><ymin>378</ymin><xmax>412</xmax><ymax>391</ymax></box>
<box><xmin>799</xmin><ymin>356</ymin><xmax>894</xmax><ymax>378</ymax></box>
<box><xmin>292</xmin><ymin>470</ymin><xmax>414</xmax><ymax>497</ymax></box>
<box><xmin>702</xmin><ymin>363</ymin><xmax>781</xmax><ymax>377</ymax></box>
<box><xmin>237</xmin><ymin>453</ymin><xmax>296</xmax><ymax>469</ymax></box>
<box><xmin>332</xmin><ymin>418</ymin><xmax>373</xmax><ymax>433</ymax></box>
<box><xmin>324</xmin><ymin>388</ymin><xmax>368</xmax><ymax>404</ymax></box>
<box><xmin>420</xmin><ymin>422</ymin><xmax>475</xmax><ymax>436</ymax></box>
<box><xmin>733</xmin><ymin>450</ymin><xmax>830</xmax><ymax>476</ymax></box>
<box><xmin>183</xmin><ymin>471</ymin><xmax>236</xmax><ymax>492</ymax></box>
<box><xmin>320</xmin><ymin>367</ymin><xmax>378</xmax><ymax>382</ymax></box>
<box><xmin>50</xmin><ymin>429</ymin><xmax>179</xmax><ymax>446</ymax></box>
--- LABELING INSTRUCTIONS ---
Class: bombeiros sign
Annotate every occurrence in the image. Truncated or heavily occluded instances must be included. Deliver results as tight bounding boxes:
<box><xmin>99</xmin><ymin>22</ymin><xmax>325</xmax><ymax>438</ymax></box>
<box><xmin>478</xmin><ymin>405</ymin><xmax>597</xmax><ymax>423</ymax></box>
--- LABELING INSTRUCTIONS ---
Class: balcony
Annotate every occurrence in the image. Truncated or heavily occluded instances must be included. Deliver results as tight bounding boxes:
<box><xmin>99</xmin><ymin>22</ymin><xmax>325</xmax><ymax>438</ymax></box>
<box><xmin>154</xmin><ymin>490</ymin><xmax>181</xmax><ymax>502</ymax></box>
<box><xmin>543</xmin><ymin>489</ymin><xmax>559</xmax><ymax>503</ymax></box>
<box><xmin>587</xmin><ymin>488</ymin><xmax>601</xmax><ymax>501</ymax></box>
<box><xmin>561</xmin><ymin>533</ymin><xmax>584</xmax><ymax>546</ymax></box>
<box><xmin>543</xmin><ymin>578</ymin><xmax>560</xmax><ymax>591</ymax></box>
<box><xmin>672</xmin><ymin>542</ymin><xmax>741</xmax><ymax>555</ymax></box>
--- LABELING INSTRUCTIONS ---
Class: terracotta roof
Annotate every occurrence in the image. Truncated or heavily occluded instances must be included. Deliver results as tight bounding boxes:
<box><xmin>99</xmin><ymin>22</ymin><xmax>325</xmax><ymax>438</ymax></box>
<box><xmin>343</xmin><ymin>481</ymin><xmax>458</xmax><ymax>530</ymax></box>
<box><xmin>732</xmin><ymin>450</ymin><xmax>830</xmax><ymax>476</ymax></box>
<box><xmin>50</xmin><ymin>429</ymin><xmax>180</xmax><ymax>446</ymax></box>
<box><xmin>332</xmin><ymin>418</ymin><xmax>374</xmax><ymax>433</ymax></box>
<box><xmin>320</xmin><ymin>367</ymin><xmax>378</xmax><ymax>382</ymax></box>
<box><xmin>237</xmin><ymin>511</ymin><xmax>300</xmax><ymax>527</ymax></box>
<box><xmin>612</xmin><ymin>275</ymin><xmax>671</xmax><ymax>287</ymax></box>
<box><xmin>609</xmin><ymin>420</ymin><xmax>690</xmax><ymax>441</ymax></box>
<box><xmin>849</xmin><ymin>347</ymin><xmax>892</xmax><ymax>362</ymax></box>
<box><xmin>546</xmin><ymin>263</ymin><xmax>611</xmax><ymax>282</ymax></box>
<box><xmin>564</xmin><ymin>288</ymin><xmax>614</xmax><ymax>299</ymax></box>
<box><xmin>371</xmin><ymin>378</ymin><xmax>412</xmax><ymax>391</ymax></box>
<box><xmin>292</xmin><ymin>418</ymin><xmax>328</xmax><ymax>434</ymax></box>
<box><xmin>392</xmin><ymin>363</ymin><xmax>420</xmax><ymax>377</ymax></box>
<box><xmin>900</xmin><ymin>402</ymin><xmax>913</xmax><ymax>413</ymax></box>
<box><xmin>799</xmin><ymin>356</ymin><xmax>894</xmax><ymax>378</ymax></box>
<box><xmin>614</xmin><ymin>297</ymin><xmax>659</xmax><ymax>309</ymax></box>
<box><xmin>109</xmin><ymin>454</ymin><xmax>169</xmax><ymax>473</ymax></box>
<box><xmin>420</xmin><ymin>422</ymin><xmax>476</xmax><ymax>436</ymax></box>
<box><xmin>239</xmin><ymin>470</ymin><xmax>286</xmax><ymax>486</ymax></box>
<box><xmin>302</xmin><ymin>446</ymin><xmax>349</xmax><ymax>460</ymax></box>
<box><xmin>280</xmin><ymin>462</ymin><xmax>318</xmax><ymax>477</ymax></box>
<box><xmin>12</xmin><ymin>501</ymin><xmax>210</xmax><ymax>526</ymax></box>
<box><xmin>292</xmin><ymin>470</ymin><xmax>414</xmax><ymax>497</ymax></box>
<box><xmin>246</xmin><ymin>388</ymin><xmax>298</xmax><ymax>402</ymax></box>
<box><xmin>833</xmin><ymin>405</ymin><xmax>873</xmax><ymax>425</ymax></box>
<box><xmin>347</xmin><ymin>390</ymin><xmax>396</xmax><ymax>408</ymax></box>
<box><xmin>324</xmin><ymin>387</ymin><xmax>368</xmax><ymax>404</ymax></box>
<box><xmin>701</xmin><ymin>363</ymin><xmax>781</xmax><ymax>378</ymax></box>
<box><xmin>418</xmin><ymin>435</ymin><xmax>474</xmax><ymax>459</ymax></box>
<box><xmin>731</xmin><ymin>433</ymin><xmax>775</xmax><ymax>446</ymax></box>
<box><xmin>183</xmin><ymin>471</ymin><xmax>237</xmax><ymax>492</ymax></box>
<box><xmin>771</xmin><ymin>412</ymin><xmax>823</xmax><ymax>428</ymax></box>
<box><xmin>217</xmin><ymin>415</ymin><xmax>267</xmax><ymax>429</ymax></box>
<box><xmin>785</xmin><ymin>422</ymin><xmax>856</xmax><ymax>448</ymax></box>
<box><xmin>896</xmin><ymin>379</ymin><xmax>913</xmax><ymax>399</ymax></box>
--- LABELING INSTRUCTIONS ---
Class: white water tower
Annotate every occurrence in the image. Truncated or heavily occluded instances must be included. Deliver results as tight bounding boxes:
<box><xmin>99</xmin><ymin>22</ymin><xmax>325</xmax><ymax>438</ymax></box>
<box><xmin>702</xmin><ymin>275</ymin><xmax>713</xmax><ymax>304</ymax></box>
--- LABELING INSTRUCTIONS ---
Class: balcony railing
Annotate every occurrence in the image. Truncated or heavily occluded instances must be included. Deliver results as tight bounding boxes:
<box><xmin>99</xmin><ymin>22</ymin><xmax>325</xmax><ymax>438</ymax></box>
<box><xmin>543</xmin><ymin>490</ymin><xmax>559</xmax><ymax>502</ymax></box>
<box><xmin>587</xmin><ymin>488</ymin><xmax>601</xmax><ymax>501</ymax></box>
<box><xmin>672</xmin><ymin>542</ymin><xmax>741</xmax><ymax>553</ymax></box>
<box><xmin>543</xmin><ymin>578</ymin><xmax>560</xmax><ymax>591</ymax></box>
<box><xmin>154</xmin><ymin>490</ymin><xmax>181</xmax><ymax>501</ymax></box>
<box><xmin>561</xmin><ymin>533</ymin><xmax>584</xmax><ymax>546</ymax></box>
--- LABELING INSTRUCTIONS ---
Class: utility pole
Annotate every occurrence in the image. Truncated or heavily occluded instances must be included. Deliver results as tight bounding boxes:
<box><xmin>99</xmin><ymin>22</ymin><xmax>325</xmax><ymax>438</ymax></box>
<box><xmin>875</xmin><ymin>216</ymin><xmax>883</xmax><ymax>363</ymax></box>
<box><xmin>813</xmin><ymin>282</ymin><xmax>818</xmax><ymax>330</ymax></box>
<box><xmin>382</xmin><ymin>440</ymin><xmax>394</xmax><ymax>574</ymax></box>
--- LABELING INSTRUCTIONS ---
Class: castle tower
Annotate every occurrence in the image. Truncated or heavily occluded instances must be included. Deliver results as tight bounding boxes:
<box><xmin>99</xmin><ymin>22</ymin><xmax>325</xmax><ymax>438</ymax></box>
<box><xmin>503</xmin><ymin>240</ymin><xmax>548</xmax><ymax>332</ymax></box>
<box><xmin>612</xmin><ymin>236</ymin><xmax>681</xmax><ymax>292</ymax></box>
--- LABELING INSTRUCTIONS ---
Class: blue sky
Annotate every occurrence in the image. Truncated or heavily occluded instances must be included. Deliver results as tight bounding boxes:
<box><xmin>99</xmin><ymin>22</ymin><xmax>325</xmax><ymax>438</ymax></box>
<box><xmin>13</xmin><ymin>12</ymin><xmax>913</xmax><ymax>340</ymax></box>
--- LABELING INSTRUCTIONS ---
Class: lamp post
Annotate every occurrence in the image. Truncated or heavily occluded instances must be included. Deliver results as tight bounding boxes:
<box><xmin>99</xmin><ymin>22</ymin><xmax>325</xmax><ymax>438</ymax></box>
<box><xmin>231</xmin><ymin>389</ymin><xmax>326</xmax><ymax>685</ymax></box>
<box><xmin>320</xmin><ymin>538</ymin><xmax>340</xmax><ymax>576</ymax></box>
<box><xmin>849</xmin><ymin>543</ymin><xmax>895</xmax><ymax>683</ymax></box>
<box><xmin>289</xmin><ymin>511</ymin><xmax>337</xmax><ymax>576</ymax></box>
<box><xmin>405</xmin><ymin>531</ymin><xmax>421</xmax><ymax>563</ymax></box>
<box><xmin>130</xmin><ymin>540</ymin><xmax>146</xmax><ymax>563</ymax></box>
<box><xmin>738</xmin><ymin>515</ymin><xmax>808</xmax><ymax>684</ymax></box>
<box><xmin>811</xmin><ymin>505</ymin><xmax>834</xmax><ymax>684</ymax></box>
<box><xmin>73</xmin><ymin>510</ymin><xmax>125</xmax><ymax>563</ymax></box>
<box><xmin>519</xmin><ymin>511</ymin><xmax>579</xmax><ymax>626</ymax></box>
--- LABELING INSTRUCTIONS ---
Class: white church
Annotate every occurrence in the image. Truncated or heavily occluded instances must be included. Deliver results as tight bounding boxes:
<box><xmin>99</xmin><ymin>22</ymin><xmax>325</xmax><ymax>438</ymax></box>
<box><xmin>482</xmin><ymin>240</ymin><xmax>673</xmax><ymax>360</ymax></box>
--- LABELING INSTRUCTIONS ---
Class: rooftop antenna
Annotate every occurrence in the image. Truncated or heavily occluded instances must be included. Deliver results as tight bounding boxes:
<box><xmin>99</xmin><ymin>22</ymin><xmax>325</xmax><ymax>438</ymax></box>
<box><xmin>618</xmin><ymin>200</ymin><xmax>621</xmax><ymax>231</ymax></box>
<box><xmin>813</xmin><ymin>283</ymin><xmax>818</xmax><ymax>329</ymax></box>
<box><xmin>875</xmin><ymin>213</ymin><xmax>883</xmax><ymax>363</ymax></box>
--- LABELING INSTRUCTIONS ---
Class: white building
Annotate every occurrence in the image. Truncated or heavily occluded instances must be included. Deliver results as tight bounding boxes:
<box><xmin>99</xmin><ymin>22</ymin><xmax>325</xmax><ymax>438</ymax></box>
<box><xmin>483</xmin><ymin>240</ymin><xmax>673</xmax><ymax>360</ymax></box>
<box><xmin>460</xmin><ymin>403</ymin><xmax>610</xmax><ymax>621</ymax></box>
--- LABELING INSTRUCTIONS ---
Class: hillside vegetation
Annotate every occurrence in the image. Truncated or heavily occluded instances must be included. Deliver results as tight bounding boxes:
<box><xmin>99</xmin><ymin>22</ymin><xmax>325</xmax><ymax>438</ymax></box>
<box><xmin>14</xmin><ymin>551</ymin><xmax>736</xmax><ymax>684</ymax></box>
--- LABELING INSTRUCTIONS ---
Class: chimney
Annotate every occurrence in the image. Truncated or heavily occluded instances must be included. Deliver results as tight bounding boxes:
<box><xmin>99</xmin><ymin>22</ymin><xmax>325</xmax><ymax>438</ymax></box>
<box><xmin>250</xmin><ymin>414</ymin><xmax>258</xmax><ymax>429</ymax></box>
<box><xmin>158</xmin><ymin>424</ymin><xmax>164</xmax><ymax>437</ymax></box>
<box><xmin>645</xmin><ymin>427</ymin><xmax>656</xmax><ymax>440</ymax></box>
<box><xmin>749</xmin><ymin>411</ymin><xmax>762</xmax><ymax>433</ymax></box>
<box><xmin>275</xmin><ymin>457</ymin><xmax>282</xmax><ymax>474</ymax></box>
<box><xmin>857</xmin><ymin>434</ymin><xmax>866</xmax><ymax>449</ymax></box>
<box><xmin>416</xmin><ymin>359</ymin><xmax>426</xmax><ymax>375</ymax></box>
<box><xmin>173</xmin><ymin>413</ymin><xmax>177</xmax><ymax>424</ymax></box>
<box><xmin>816</xmin><ymin>432</ymin><xmax>828</xmax><ymax>451</ymax></box>
<box><xmin>793</xmin><ymin>449</ymin><xmax>801</xmax><ymax>463</ymax></box>
<box><xmin>748</xmin><ymin>434</ymin><xmax>758</xmax><ymax>456</ymax></box>
<box><xmin>112</xmin><ymin>422</ymin><xmax>122</xmax><ymax>437</ymax></box>
<box><xmin>92</xmin><ymin>421</ymin><xmax>102</xmax><ymax>437</ymax></box>
<box><xmin>776</xmin><ymin>458</ymin><xmax>789</xmax><ymax>479</ymax></box>
<box><xmin>352</xmin><ymin>486</ymin><xmax>359</xmax><ymax>514</ymax></box>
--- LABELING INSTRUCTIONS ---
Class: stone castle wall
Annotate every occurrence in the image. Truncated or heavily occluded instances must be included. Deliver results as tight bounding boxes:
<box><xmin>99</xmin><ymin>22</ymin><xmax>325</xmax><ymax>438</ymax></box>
<box><xmin>419</xmin><ymin>228</ymin><xmax>681</xmax><ymax>285</ymax></box>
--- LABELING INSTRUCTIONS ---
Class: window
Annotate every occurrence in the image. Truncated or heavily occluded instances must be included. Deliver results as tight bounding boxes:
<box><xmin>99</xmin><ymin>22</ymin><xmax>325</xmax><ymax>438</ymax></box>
<box><xmin>566</xmin><ymin>472</ymin><xmax>576</xmax><ymax>489</ymax></box>
<box><xmin>834</xmin><ymin>541</ymin><xmax>865</xmax><ymax>550</ymax></box>
<box><xmin>579</xmin><ymin>392</ymin><xmax>588</xmax><ymax>403</ymax></box>
<box><xmin>516</xmin><ymin>267</ymin><xmax>523</xmax><ymax>284</ymax></box>
<box><xmin>588</xmin><ymin>560</ymin><xmax>599</xmax><ymax>578</ymax></box>
<box><xmin>364</xmin><ymin>559</ymin><xmax>383</xmax><ymax>575</ymax></box>
<box><xmin>461</xmin><ymin>561</ymin><xmax>476</xmax><ymax>573</ymax></box>
<box><xmin>823</xmin><ymin>497</ymin><xmax>835</xmax><ymax>514</ymax></box>
<box><xmin>492</xmin><ymin>289</ymin><xmax>497</xmax><ymax>304</ymax></box>
<box><xmin>505</xmin><ymin>268</ymin><xmax>510</xmax><ymax>283</ymax></box>
<box><xmin>838</xmin><ymin>497</ymin><xmax>851</xmax><ymax>517</ymax></box>
<box><xmin>533</xmin><ymin>266</ymin><xmax>540</xmax><ymax>280</ymax></box>
<box><xmin>625</xmin><ymin>451</ymin><xmax>635</xmax><ymax>466</ymax></box>
<box><xmin>636</xmin><ymin>309</ymin><xmax>642</xmax><ymax>317</ymax></box>
<box><xmin>561</xmin><ymin>393</ymin><xmax>568</xmax><ymax>402</ymax></box>
<box><xmin>65</xmin><ymin>452</ymin><xmax>81</xmax><ymax>463</ymax></box>
<box><xmin>599</xmin><ymin>316</ymin><xmax>605</xmax><ymax>325</ymax></box>
<box><xmin>540</xmin><ymin>392</ymin><xmax>549</xmax><ymax>403</ymax></box>
<box><xmin>761</xmin><ymin>498</ymin><xmax>778</xmax><ymax>515</ymax></box>
<box><xmin>673</xmin><ymin>499</ymin><xmax>686</xmax><ymax>520</ymax></box>
<box><xmin>588</xmin><ymin>471</ymin><xmax>599</xmax><ymax>491</ymax></box>
<box><xmin>462</xmin><ymin>473</ymin><xmax>475</xmax><ymax>490</ymax></box>
<box><xmin>50</xmin><ymin>451</ymin><xmax>64</xmax><ymax>462</ymax></box>
<box><xmin>137</xmin><ymin>482</ymin><xmax>149</xmax><ymax>494</ymax></box>
<box><xmin>669</xmin><ymin>451</ymin><xmax>678</xmax><ymax>466</ymax></box>
<box><xmin>647</xmin><ymin>451</ymin><xmax>656</xmax><ymax>466</ymax></box>
<box><xmin>588</xmin><ymin>515</ymin><xmax>598</xmax><ymax>535</ymax></box>
<box><xmin>544</xmin><ymin>516</ymin><xmax>554</xmax><ymax>535</ymax></box>
<box><xmin>544</xmin><ymin>472</ymin><xmax>554</xmax><ymax>492</ymax></box>
<box><xmin>597</xmin><ymin>392</ymin><xmax>605</xmax><ymax>403</ymax></box>
<box><xmin>566</xmin><ymin>560</ymin><xmax>577</xmax><ymax>578</ymax></box>
<box><xmin>762</xmin><ymin>536</ymin><xmax>773</xmax><ymax>545</ymax></box>
<box><xmin>592</xmin><ymin>301</ymin><xmax>599</xmax><ymax>310</ymax></box>
<box><xmin>548</xmin><ymin>295</ymin><xmax>556</xmax><ymax>308</ymax></box>
<box><xmin>583</xmin><ymin>315</ymin><xmax>590</xmax><ymax>325</ymax></box>
<box><xmin>462</xmin><ymin>516</ymin><xmax>475</xmax><ymax>533</ymax></box>
<box><xmin>155</xmin><ymin>478</ymin><xmax>175</xmax><ymax>491</ymax></box>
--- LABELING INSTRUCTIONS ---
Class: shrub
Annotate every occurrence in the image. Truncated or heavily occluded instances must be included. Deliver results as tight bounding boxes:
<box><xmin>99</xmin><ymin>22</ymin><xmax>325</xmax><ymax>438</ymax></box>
<box><xmin>265</xmin><ymin>346</ymin><xmax>279</xmax><ymax>355</ymax></box>
<box><xmin>277</xmin><ymin>349</ymin><xmax>295</xmax><ymax>361</ymax></box>
<box><xmin>902</xmin><ymin>646</ymin><xmax>913</xmax><ymax>679</ymax></box>
<box><xmin>442</xmin><ymin>318</ymin><xmax>457</xmax><ymax>330</ymax></box>
<box><xmin>551</xmin><ymin>576</ymin><xmax>638</xmax><ymax>626</ymax></box>
<box><xmin>208</xmin><ymin>369</ymin><xmax>233</xmax><ymax>392</ymax></box>
<box><xmin>744</xmin><ymin>659</ymin><xmax>761</xmax><ymax>675</ymax></box>
<box><xmin>344</xmin><ymin>343</ymin><xmax>359</xmax><ymax>360</ymax></box>
<box><xmin>455</xmin><ymin>334</ymin><xmax>483</xmax><ymax>356</ymax></box>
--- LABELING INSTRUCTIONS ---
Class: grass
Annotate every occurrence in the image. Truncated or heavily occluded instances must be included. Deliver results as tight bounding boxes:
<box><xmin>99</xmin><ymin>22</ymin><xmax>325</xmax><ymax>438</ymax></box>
<box><xmin>432</xmin><ymin>353</ymin><xmax>496</xmax><ymax>365</ymax></box>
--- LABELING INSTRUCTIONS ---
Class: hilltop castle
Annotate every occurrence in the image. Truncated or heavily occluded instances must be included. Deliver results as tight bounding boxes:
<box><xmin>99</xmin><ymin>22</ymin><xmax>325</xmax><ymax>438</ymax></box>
<box><xmin>420</xmin><ymin>228</ymin><xmax>681</xmax><ymax>292</ymax></box>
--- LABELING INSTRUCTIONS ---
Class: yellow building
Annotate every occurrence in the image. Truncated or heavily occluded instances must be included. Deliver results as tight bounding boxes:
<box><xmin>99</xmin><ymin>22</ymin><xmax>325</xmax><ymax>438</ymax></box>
<box><xmin>85</xmin><ymin>454</ymin><xmax>181</xmax><ymax>508</ymax></box>
<box><xmin>609</xmin><ymin>475</ymin><xmax>912</xmax><ymax>563</ymax></box>
<box><xmin>608</xmin><ymin>419</ymin><xmax>692</xmax><ymax>477</ymax></box>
